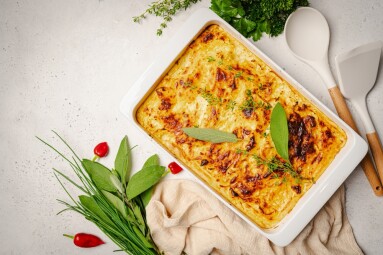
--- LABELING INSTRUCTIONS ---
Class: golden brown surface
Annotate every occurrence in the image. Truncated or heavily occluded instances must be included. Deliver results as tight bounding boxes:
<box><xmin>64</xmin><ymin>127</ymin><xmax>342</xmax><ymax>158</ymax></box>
<box><xmin>136</xmin><ymin>25</ymin><xmax>347</xmax><ymax>229</ymax></box>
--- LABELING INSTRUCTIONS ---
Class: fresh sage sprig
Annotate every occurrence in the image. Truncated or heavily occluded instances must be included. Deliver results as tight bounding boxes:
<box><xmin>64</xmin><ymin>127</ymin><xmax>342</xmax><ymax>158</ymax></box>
<box><xmin>182</xmin><ymin>127</ymin><xmax>238</xmax><ymax>143</ymax></box>
<box><xmin>114</xmin><ymin>136</ymin><xmax>132</xmax><ymax>186</ymax></box>
<box><xmin>38</xmin><ymin>132</ymin><xmax>166</xmax><ymax>254</ymax></box>
<box><xmin>270</xmin><ymin>102</ymin><xmax>290</xmax><ymax>162</ymax></box>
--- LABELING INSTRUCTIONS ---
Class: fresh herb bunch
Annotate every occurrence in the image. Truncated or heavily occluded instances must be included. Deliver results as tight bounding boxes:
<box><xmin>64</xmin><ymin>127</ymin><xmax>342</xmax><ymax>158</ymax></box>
<box><xmin>38</xmin><ymin>132</ymin><xmax>166</xmax><ymax>255</ymax></box>
<box><xmin>133</xmin><ymin>0</ymin><xmax>202</xmax><ymax>36</ymax></box>
<box><xmin>210</xmin><ymin>0</ymin><xmax>309</xmax><ymax>41</ymax></box>
<box><xmin>134</xmin><ymin>0</ymin><xmax>308</xmax><ymax>39</ymax></box>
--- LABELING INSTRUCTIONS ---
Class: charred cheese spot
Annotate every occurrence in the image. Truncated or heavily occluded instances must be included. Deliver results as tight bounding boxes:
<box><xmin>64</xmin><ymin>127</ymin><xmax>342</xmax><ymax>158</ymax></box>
<box><xmin>242</xmin><ymin>108</ymin><xmax>253</xmax><ymax>118</ymax></box>
<box><xmin>216</xmin><ymin>68</ymin><xmax>227</xmax><ymax>81</ymax></box>
<box><xmin>288</xmin><ymin>112</ymin><xmax>316</xmax><ymax>162</ymax></box>
<box><xmin>136</xmin><ymin>25</ymin><xmax>347</xmax><ymax>229</ymax></box>
<box><xmin>245</xmin><ymin>136</ymin><xmax>256</xmax><ymax>151</ymax></box>
<box><xmin>202</xmin><ymin>32</ymin><xmax>214</xmax><ymax>43</ymax></box>
<box><xmin>159</xmin><ymin>98</ymin><xmax>171</xmax><ymax>110</ymax></box>
<box><xmin>291</xmin><ymin>185</ymin><xmax>302</xmax><ymax>194</ymax></box>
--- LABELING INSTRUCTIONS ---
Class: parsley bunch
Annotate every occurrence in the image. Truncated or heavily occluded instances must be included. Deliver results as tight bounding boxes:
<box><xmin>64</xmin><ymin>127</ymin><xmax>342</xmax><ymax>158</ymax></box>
<box><xmin>210</xmin><ymin>0</ymin><xmax>309</xmax><ymax>41</ymax></box>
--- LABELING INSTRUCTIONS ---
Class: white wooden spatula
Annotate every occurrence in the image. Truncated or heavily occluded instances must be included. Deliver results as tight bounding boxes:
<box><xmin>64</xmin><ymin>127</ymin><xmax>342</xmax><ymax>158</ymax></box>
<box><xmin>335</xmin><ymin>41</ymin><xmax>383</xmax><ymax>183</ymax></box>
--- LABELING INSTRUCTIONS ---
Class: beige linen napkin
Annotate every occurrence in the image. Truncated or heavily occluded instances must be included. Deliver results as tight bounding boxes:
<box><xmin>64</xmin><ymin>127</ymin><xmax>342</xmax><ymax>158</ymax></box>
<box><xmin>146</xmin><ymin>180</ymin><xmax>363</xmax><ymax>255</ymax></box>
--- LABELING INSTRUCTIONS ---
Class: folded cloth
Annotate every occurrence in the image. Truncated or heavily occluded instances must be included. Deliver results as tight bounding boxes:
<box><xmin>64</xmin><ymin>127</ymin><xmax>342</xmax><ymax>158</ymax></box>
<box><xmin>146</xmin><ymin>180</ymin><xmax>363</xmax><ymax>255</ymax></box>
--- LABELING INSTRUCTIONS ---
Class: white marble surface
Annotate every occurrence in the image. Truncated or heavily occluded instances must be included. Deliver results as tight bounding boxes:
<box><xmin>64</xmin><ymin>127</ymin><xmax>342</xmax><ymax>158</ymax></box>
<box><xmin>1</xmin><ymin>0</ymin><xmax>382</xmax><ymax>254</ymax></box>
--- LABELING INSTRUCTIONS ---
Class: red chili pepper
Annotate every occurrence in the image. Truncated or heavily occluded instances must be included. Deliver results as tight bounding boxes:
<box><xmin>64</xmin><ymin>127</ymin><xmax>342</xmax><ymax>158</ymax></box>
<box><xmin>93</xmin><ymin>142</ymin><xmax>109</xmax><ymax>158</ymax></box>
<box><xmin>64</xmin><ymin>233</ymin><xmax>104</xmax><ymax>248</ymax></box>
<box><xmin>168</xmin><ymin>161</ymin><xmax>183</xmax><ymax>174</ymax></box>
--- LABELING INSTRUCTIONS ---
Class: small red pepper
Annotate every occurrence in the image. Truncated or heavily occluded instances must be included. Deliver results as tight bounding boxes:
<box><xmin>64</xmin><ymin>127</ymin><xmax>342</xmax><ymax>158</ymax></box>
<box><xmin>64</xmin><ymin>233</ymin><xmax>105</xmax><ymax>248</ymax></box>
<box><xmin>93</xmin><ymin>142</ymin><xmax>109</xmax><ymax>160</ymax></box>
<box><xmin>168</xmin><ymin>161</ymin><xmax>183</xmax><ymax>174</ymax></box>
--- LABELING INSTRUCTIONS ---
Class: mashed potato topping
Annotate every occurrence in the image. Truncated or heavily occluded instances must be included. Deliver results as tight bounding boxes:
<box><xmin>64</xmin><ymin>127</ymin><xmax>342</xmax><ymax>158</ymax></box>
<box><xmin>136</xmin><ymin>25</ymin><xmax>346</xmax><ymax>229</ymax></box>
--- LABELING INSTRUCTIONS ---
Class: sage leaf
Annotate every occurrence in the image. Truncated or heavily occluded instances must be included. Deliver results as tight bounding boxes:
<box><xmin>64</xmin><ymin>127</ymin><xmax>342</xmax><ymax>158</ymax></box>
<box><xmin>142</xmin><ymin>154</ymin><xmax>159</xmax><ymax>168</ymax></box>
<box><xmin>115</xmin><ymin>136</ymin><xmax>132</xmax><ymax>186</ymax></box>
<box><xmin>79</xmin><ymin>195</ymin><xmax>114</xmax><ymax>226</ymax></box>
<box><xmin>139</xmin><ymin>154</ymin><xmax>159</xmax><ymax>206</ymax></box>
<box><xmin>182</xmin><ymin>127</ymin><xmax>238</xmax><ymax>143</ymax></box>
<box><xmin>102</xmin><ymin>190</ymin><xmax>128</xmax><ymax>219</ymax></box>
<box><xmin>126</xmin><ymin>165</ymin><xmax>165</xmax><ymax>200</ymax></box>
<box><xmin>110</xmin><ymin>175</ymin><xmax>124</xmax><ymax>194</ymax></box>
<box><xmin>140</xmin><ymin>188</ymin><xmax>153</xmax><ymax>207</ymax></box>
<box><xmin>82</xmin><ymin>159</ymin><xmax>117</xmax><ymax>192</ymax></box>
<box><xmin>111</xmin><ymin>168</ymin><xmax>120</xmax><ymax>179</ymax></box>
<box><xmin>270</xmin><ymin>102</ymin><xmax>290</xmax><ymax>162</ymax></box>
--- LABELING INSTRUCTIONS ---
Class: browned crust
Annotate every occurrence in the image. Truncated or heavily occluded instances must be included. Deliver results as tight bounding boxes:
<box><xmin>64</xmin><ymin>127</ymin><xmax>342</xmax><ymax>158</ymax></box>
<box><xmin>136</xmin><ymin>25</ymin><xmax>347</xmax><ymax>229</ymax></box>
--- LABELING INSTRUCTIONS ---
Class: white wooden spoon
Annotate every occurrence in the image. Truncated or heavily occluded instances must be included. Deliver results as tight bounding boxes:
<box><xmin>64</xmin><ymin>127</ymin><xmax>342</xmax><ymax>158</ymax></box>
<box><xmin>284</xmin><ymin>7</ymin><xmax>383</xmax><ymax>196</ymax></box>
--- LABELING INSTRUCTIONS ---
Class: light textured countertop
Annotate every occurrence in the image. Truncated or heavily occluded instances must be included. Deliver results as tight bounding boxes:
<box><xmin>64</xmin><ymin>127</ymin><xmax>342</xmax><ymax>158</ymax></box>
<box><xmin>1</xmin><ymin>0</ymin><xmax>382</xmax><ymax>254</ymax></box>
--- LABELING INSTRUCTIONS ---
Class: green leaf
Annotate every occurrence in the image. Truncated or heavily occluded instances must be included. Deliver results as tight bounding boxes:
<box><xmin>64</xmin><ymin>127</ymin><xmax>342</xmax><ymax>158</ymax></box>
<box><xmin>126</xmin><ymin>165</ymin><xmax>166</xmax><ymax>200</ymax></box>
<box><xmin>111</xmin><ymin>168</ymin><xmax>120</xmax><ymax>178</ymax></box>
<box><xmin>182</xmin><ymin>127</ymin><xmax>238</xmax><ymax>143</ymax></box>
<box><xmin>270</xmin><ymin>102</ymin><xmax>290</xmax><ymax>162</ymax></box>
<box><xmin>101</xmin><ymin>190</ymin><xmax>128</xmax><ymax>219</ymax></box>
<box><xmin>79</xmin><ymin>195</ymin><xmax>114</xmax><ymax>225</ymax></box>
<box><xmin>140</xmin><ymin>187</ymin><xmax>154</xmax><ymax>207</ymax></box>
<box><xmin>115</xmin><ymin>136</ymin><xmax>132</xmax><ymax>186</ymax></box>
<box><xmin>259</xmin><ymin>20</ymin><xmax>271</xmax><ymax>34</ymax></box>
<box><xmin>232</xmin><ymin>18</ymin><xmax>257</xmax><ymax>36</ymax></box>
<box><xmin>110</xmin><ymin>174</ymin><xmax>124</xmax><ymax>194</ymax></box>
<box><xmin>82</xmin><ymin>159</ymin><xmax>117</xmax><ymax>192</ymax></box>
<box><xmin>250</xmin><ymin>29</ymin><xmax>263</xmax><ymax>41</ymax></box>
<box><xmin>210</xmin><ymin>0</ymin><xmax>244</xmax><ymax>22</ymax></box>
<box><xmin>142</xmin><ymin>154</ymin><xmax>159</xmax><ymax>169</ymax></box>
<box><xmin>138</xmin><ymin>154</ymin><xmax>160</xmax><ymax>206</ymax></box>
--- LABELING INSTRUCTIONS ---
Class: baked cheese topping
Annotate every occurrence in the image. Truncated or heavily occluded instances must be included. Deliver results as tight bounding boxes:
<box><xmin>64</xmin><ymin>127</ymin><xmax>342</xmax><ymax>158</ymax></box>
<box><xmin>136</xmin><ymin>25</ymin><xmax>347</xmax><ymax>229</ymax></box>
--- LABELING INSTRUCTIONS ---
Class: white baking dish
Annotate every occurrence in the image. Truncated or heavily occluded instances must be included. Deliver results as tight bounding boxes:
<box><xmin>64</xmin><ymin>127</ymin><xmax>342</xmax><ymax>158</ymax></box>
<box><xmin>120</xmin><ymin>8</ymin><xmax>367</xmax><ymax>246</ymax></box>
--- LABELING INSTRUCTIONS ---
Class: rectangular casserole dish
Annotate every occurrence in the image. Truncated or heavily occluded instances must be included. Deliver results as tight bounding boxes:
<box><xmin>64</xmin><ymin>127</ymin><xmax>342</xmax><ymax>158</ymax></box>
<box><xmin>120</xmin><ymin>8</ymin><xmax>367</xmax><ymax>246</ymax></box>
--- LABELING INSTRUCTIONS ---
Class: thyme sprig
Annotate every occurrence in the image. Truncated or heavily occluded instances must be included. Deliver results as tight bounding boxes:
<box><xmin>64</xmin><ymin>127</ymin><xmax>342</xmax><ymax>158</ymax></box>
<box><xmin>235</xmin><ymin>148</ymin><xmax>312</xmax><ymax>183</ymax></box>
<box><xmin>133</xmin><ymin>0</ymin><xmax>202</xmax><ymax>36</ymax></box>
<box><xmin>239</xmin><ymin>89</ymin><xmax>271</xmax><ymax>111</ymax></box>
<box><xmin>253</xmin><ymin>154</ymin><xmax>314</xmax><ymax>183</ymax></box>
<box><xmin>226</xmin><ymin>99</ymin><xmax>237</xmax><ymax>111</ymax></box>
<box><xmin>199</xmin><ymin>88</ymin><xmax>222</xmax><ymax>106</ymax></box>
<box><xmin>254</xmin><ymin>155</ymin><xmax>298</xmax><ymax>178</ymax></box>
